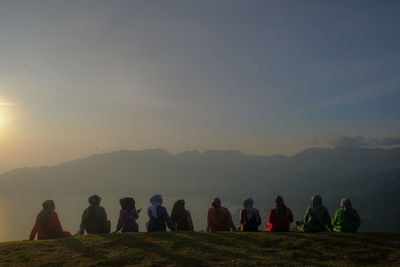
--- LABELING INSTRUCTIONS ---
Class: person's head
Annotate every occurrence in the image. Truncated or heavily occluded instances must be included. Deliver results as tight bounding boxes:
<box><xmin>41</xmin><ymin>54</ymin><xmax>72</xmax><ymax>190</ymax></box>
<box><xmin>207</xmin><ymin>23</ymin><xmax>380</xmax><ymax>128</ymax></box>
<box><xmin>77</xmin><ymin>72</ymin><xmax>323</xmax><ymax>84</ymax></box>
<box><xmin>211</xmin><ymin>197</ymin><xmax>221</xmax><ymax>208</ymax></box>
<box><xmin>39</xmin><ymin>200</ymin><xmax>55</xmax><ymax>228</ymax></box>
<box><xmin>340</xmin><ymin>198</ymin><xmax>352</xmax><ymax>211</ymax></box>
<box><xmin>274</xmin><ymin>195</ymin><xmax>286</xmax><ymax>208</ymax></box>
<box><xmin>173</xmin><ymin>199</ymin><xmax>185</xmax><ymax>210</ymax></box>
<box><xmin>120</xmin><ymin>197</ymin><xmax>135</xmax><ymax>211</ymax></box>
<box><xmin>171</xmin><ymin>199</ymin><xmax>186</xmax><ymax>223</ymax></box>
<box><xmin>150</xmin><ymin>194</ymin><xmax>162</xmax><ymax>206</ymax></box>
<box><xmin>243</xmin><ymin>198</ymin><xmax>254</xmax><ymax>209</ymax></box>
<box><xmin>88</xmin><ymin>195</ymin><xmax>101</xmax><ymax>206</ymax></box>
<box><xmin>42</xmin><ymin>200</ymin><xmax>55</xmax><ymax>211</ymax></box>
<box><xmin>311</xmin><ymin>195</ymin><xmax>322</xmax><ymax>209</ymax></box>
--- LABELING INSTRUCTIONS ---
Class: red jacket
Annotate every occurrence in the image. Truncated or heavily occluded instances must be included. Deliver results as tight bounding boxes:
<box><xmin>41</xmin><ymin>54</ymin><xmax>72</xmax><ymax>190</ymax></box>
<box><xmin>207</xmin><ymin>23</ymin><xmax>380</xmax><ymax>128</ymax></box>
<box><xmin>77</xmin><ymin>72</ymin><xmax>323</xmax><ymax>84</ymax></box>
<box><xmin>206</xmin><ymin>207</ymin><xmax>236</xmax><ymax>232</ymax></box>
<box><xmin>265</xmin><ymin>208</ymin><xmax>294</xmax><ymax>232</ymax></box>
<box><xmin>30</xmin><ymin>211</ymin><xmax>70</xmax><ymax>240</ymax></box>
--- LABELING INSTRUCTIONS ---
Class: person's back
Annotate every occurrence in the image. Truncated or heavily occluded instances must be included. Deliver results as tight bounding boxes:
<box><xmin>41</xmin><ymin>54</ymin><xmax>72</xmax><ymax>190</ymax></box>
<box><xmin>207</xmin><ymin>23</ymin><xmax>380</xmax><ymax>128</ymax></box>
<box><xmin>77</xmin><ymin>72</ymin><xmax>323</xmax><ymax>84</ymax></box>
<box><xmin>171</xmin><ymin>200</ymin><xmax>194</xmax><ymax>231</ymax></box>
<box><xmin>266</xmin><ymin>196</ymin><xmax>293</xmax><ymax>232</ymax></box>
<box><xmin>240</xmin><ymin>198</ymin><xmax>261</xmax><ymax>232</ymax></box>
<box><xmin>303</xmin><ymin>195</ymin><xmax>332</xmax><ymax>232</ymax></box>
<box><xmin>30</xmin><ymin>200</ymin><xmax>71</xmax><ymax>240</ymax></box>
<box><xmin>79</xmin><ymin>195</ymin><xmax>110</xmax><ymax>235</ymax></box>
<box><xmin>146</xmin><ymin>194</ymin><xmax>176</xmax><ymax>232</ymax></box>
<box><xmin>332</xmin><ymin>198</ymin><xmax>361</xmax><ymax>232</ymax></box>
<box><xmin>81</xmin><ymin>206</ymin><xmax>110</xmax><ymax>234</ymax></box>
<box><xmin>207</xmin><ymin>198</ymin><xmax>236</xmax><ymax>232</ymax></box>
<box><xmin>116</xmin><ymin>197</ymin><xmax>140</xmax><ymax>233</ymax></box>
<box><xmin>266</xmin><ymin>208</ymin><xmax>293</xmax><ymax>231</ymax></box>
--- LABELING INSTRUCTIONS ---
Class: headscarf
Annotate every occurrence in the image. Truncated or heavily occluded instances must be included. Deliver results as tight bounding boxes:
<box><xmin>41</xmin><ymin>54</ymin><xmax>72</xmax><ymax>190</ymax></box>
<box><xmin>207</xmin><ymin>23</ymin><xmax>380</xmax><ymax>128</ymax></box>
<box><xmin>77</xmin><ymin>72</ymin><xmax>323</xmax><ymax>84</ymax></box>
<box><xmin>211</xmin><ymin>197</ymin><xmax>221</xmax><ymax>208</ymax></box>
<box><xmin>39</xmin><ymin>200</ymin><xmax>55</xmax><ymax>228</ymax></box>
<box><xmin>243</xmin><ymin>197</ymin><xmax>257</xmax><ymax>221</ymax></box>
<box><xmin>341</xmin><ymin>198</ymin><xmax>356</xmax><ymax>221</ymax></box>
<box><xmin>274</xmin><ymin>195</ymin><xmax>287</xmax><ymax>216</ymax></box>
<box><xmin>149</xmin><ymin>194</ymin><xmax>162</xmax><ymax>218</ymax></box>
<box><xmin>310</xmin><ymin>195</ymin><xmax>325</xmax><ymax>224</ymax></box>
<box><xmin>170</xmin><ymin>199</ymin><xmax>186</xmax><ymax>223</ymax></box>
<box><xmin>88</xmin><ymin>195</ymin><xmax>101</xmax><ymax>206</ymax></box>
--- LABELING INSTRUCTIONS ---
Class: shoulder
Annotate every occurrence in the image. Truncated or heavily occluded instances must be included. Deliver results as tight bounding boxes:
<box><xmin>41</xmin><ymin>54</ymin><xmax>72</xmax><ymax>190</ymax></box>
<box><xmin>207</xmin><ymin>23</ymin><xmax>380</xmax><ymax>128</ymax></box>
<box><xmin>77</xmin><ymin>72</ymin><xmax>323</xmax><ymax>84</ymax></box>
<box><xmin>98</xmin><ymin>206</ymin><xmax>106</xmax><ymax>212</ymax></box>
<box><xmin>221</xmin><ymin>207</ymin><xmax>231</xmax><ymax>214</ymax></box>
<box><xmin>268</xmin><ymin>209</ymin><xmax>274</xmax><ymax>215</ymax></box>
<box><xmin>158</xmin><ymin>205</ymin><xmax>167</xmax><ymax>214</ymax></box>
<box><xmin>335</xmin><ymin>208</ymin><xmax>343</xmax><ymax>214</ymax></box>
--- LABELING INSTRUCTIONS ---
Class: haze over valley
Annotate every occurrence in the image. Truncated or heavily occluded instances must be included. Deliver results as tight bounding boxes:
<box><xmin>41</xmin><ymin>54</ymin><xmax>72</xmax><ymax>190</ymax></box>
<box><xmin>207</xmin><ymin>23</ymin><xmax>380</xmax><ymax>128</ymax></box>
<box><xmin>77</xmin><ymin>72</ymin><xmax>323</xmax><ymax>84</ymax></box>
<box><xmin>1</xmin><ymin>146</ymin><xmax>399</xmax><ymax>241</ymax></box>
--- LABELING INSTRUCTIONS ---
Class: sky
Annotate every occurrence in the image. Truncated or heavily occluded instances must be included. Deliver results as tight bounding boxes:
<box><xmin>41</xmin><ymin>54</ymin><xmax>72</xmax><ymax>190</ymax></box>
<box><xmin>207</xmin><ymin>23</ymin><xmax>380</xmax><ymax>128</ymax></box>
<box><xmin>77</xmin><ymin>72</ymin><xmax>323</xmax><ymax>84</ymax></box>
<box><xmin>0</xmin><ymin>0</ymin><xmax>399</xmax><ymax>173</ymax></box>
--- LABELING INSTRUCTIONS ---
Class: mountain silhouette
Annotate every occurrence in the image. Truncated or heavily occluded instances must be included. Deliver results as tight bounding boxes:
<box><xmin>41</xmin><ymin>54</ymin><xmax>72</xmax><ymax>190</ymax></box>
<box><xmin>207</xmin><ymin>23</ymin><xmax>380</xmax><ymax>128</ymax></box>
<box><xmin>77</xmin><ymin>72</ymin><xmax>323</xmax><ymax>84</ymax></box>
<box><xmin>1</xmin><ymin>146</ymin><xmax>399</xmax><ymax>231</ymax></box>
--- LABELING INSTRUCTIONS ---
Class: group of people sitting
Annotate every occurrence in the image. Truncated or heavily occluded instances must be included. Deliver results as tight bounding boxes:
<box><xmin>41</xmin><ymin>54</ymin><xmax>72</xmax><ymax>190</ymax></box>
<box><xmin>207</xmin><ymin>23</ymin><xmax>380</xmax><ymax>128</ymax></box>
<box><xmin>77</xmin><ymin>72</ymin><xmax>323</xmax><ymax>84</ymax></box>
<box><xmin>29</xmin><ymin>194</ymin><xmax>361</xmax><ymax>240</ymax></box>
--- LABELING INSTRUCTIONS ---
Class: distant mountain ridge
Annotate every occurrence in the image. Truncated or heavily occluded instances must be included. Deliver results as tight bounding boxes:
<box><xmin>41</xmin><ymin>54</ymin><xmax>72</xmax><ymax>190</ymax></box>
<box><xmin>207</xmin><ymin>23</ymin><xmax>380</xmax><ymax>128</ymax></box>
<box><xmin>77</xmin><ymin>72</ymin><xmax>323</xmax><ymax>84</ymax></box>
<box><xmin>1</xmin><ymin>146</ymin><xmax>399</xmax><ymax>231</ymax></box>
<box><xmin>1</xmin><ymin>146</ymin><xmax>400</xmax><ymax>195</ymax></box>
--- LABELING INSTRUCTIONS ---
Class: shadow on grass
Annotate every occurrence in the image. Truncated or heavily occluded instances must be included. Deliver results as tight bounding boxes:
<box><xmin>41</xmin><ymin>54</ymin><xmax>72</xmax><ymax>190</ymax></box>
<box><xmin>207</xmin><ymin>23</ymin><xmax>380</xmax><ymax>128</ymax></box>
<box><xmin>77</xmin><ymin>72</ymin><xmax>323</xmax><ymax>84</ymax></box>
<box><xmin>63</xmin><ymin>234</ymin><xmax>210</xmax><ymax>266</ymax></box>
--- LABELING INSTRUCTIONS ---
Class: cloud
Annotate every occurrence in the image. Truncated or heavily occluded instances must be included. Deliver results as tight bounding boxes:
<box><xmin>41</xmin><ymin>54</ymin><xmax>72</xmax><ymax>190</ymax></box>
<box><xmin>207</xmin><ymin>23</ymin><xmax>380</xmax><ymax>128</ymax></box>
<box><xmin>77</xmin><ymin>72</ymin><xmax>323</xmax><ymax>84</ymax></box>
<box><xmin>379</xmin><ymin>134</ymin><xmax>400</xmax><ymax>146</ymax></box>
<box><xmin>332</xmin><ymin>134</ymin><xmax>400</xmax><ymax>147</ymax></box>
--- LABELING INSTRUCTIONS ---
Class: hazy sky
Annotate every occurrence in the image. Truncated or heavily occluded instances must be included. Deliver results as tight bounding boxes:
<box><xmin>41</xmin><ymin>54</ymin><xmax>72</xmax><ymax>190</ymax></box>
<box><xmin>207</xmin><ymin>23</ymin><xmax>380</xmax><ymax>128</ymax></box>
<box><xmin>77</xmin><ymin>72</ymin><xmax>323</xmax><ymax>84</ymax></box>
<box><xmin>0</xmin><ymin>0</ymin><xmax>399</xmax><ymax>173</ymax></box>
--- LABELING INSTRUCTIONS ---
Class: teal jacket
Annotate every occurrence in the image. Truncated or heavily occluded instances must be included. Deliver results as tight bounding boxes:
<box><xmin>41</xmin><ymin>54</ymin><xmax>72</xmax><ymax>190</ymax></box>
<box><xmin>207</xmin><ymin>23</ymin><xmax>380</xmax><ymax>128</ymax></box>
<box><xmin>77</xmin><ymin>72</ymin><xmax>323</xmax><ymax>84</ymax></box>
<box><xmin>332</xmin><ymin>209</ymin><xmax>361</xmax><ymax>232</ymax></box>
<box><xmin>303</xmin><ymin>206</ymin><xmax>332</xmax><ymax>232</ymax></box>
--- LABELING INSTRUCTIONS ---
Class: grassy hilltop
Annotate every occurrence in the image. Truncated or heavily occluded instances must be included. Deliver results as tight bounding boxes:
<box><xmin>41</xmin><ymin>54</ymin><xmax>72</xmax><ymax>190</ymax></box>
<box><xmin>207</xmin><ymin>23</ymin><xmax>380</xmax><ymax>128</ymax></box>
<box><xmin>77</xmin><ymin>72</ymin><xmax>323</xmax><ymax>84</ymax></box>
<box><xmin>0</xmin><ymin>232</ymin><xmax>399</xmax><ymax>266</ymax></box>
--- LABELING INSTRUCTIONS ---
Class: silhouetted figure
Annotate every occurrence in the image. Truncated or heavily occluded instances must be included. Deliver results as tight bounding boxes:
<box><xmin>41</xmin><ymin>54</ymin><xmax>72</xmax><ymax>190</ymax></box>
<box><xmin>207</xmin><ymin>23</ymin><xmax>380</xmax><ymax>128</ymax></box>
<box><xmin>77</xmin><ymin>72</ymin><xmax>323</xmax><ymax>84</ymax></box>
<box><xmin>170</xmin><ymin>199</ymin><xmax>194</xmax><ymax>231</ymax></box>
<box><xmin>146</xmin><ymin>194</ymin><xmax>176</xmax><ymax>232</ymax></box>
<box><xmin>29</xmin><ymin>200</ymin><xmax>71</xmax><ymax>240</ymax></box>
<box><xmin>239</xmin><ymin>198</ymin><xmax>261</xmax><ymax>232</ymax></box>
<box><xmin>79</xmin><ymin>195</ymin><xmax>110</xmax><ymax>234</ymax></box>
<box><xmin>206</xmin><ymin>197</ymin><xmax>236</xmax><ymax>232</ymax></box>
<box><xmin>332</xmin><ymin>198</ymin><xmax>361</xmax><ymax>232</ymax></box>
<box><xmin>116</xmin><ymin>197</ymin><xmax>141</xmax><ymax>233</ymax></box>
<box><xmin>302</xmin><ymin>195</ymin><xmax>332</xmax><ymax>232</ymax></box>
<box><xmin>265</xmin><ymin>196</ymin><xmax>294</xmax><ymax>232</ymax></box>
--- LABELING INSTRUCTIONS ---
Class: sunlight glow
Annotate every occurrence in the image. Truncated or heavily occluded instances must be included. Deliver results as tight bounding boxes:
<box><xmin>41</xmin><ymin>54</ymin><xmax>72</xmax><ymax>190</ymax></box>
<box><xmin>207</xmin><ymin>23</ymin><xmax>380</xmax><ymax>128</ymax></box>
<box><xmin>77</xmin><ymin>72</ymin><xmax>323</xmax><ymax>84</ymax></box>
<box><xmin>0</xmin><ymin>102</ymin><xmax>16</xmax><ymax>106</ymax></box>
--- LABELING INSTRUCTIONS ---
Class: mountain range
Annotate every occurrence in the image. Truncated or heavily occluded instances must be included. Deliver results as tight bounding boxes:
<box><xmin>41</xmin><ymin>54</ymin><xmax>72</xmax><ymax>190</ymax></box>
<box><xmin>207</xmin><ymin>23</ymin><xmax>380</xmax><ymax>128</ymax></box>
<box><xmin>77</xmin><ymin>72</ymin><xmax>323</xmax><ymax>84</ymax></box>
<box><xmin>1</xmin><ymin>146</ymin><xmax>399</xmax><ymax>232</ymax></box>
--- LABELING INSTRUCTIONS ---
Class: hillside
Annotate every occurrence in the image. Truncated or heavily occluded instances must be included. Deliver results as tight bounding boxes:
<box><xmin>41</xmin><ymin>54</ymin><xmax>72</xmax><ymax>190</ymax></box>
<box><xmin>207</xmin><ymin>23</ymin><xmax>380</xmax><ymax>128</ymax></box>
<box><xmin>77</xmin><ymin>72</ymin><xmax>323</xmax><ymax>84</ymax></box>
<box><xmin>0</xmin><ymin>232</ymin><xmax>399</xmax><ymax>266</ymax></box>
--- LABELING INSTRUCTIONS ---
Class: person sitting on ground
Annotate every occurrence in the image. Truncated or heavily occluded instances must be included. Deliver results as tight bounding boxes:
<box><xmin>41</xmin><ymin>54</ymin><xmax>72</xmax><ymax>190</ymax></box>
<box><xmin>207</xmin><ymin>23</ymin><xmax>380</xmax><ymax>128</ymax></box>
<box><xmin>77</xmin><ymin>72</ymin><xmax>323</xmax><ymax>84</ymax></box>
<box><xmin>146</xmin><ymin>194</ymin><xmax>176</xmax><ymax>232</ymax></box>
<box><xmin>302</xmin><ymin>195</ymin><xmax>332</xmax><ymax>232</ymax></box>
<box><xmin>116</xmin><ymin>197</ymin><xmax>141</xmax><ymax>233</ymax></box>
<box><xmin>240</xmin><ymin>198</ymin><xmax>261</xmax><ymax>232</ymax></box>
<box><xmin>206</xmin><ymin>197</ymin><xmax>236</xmax><ymax>232</ymax></box>
<box><xmin>79</xmin><ymin>194</ymin><xmax>110</xmax><ymax>234</ymax></box>
<box><xmin>170</xmin><ymin>199</ymin><xmax>194</xmax><ymax>231</ymax></box>
<box><xmin>29</xmin><ymin>200</ymin><xmax>71</xmax><ymax>240</ymax></box>
<box><xmin>265</xmin><ymin>195</ymin><xmax>294</xmax><ymax>232</ymax></box>
<box><xmin>332</xmin><ymin>198</ymin><xmax>361</xmax><ymax>232</ymax></box>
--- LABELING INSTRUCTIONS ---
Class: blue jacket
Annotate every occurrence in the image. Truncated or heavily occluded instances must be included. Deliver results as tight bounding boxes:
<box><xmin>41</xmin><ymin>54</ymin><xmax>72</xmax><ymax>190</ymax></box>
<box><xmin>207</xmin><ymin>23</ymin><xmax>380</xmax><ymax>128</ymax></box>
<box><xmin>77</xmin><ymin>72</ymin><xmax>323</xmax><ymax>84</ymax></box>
<box><xmin>146</xmin><ymin>206</ymin><xmax>176</xmax><ymax>232</ymax></box>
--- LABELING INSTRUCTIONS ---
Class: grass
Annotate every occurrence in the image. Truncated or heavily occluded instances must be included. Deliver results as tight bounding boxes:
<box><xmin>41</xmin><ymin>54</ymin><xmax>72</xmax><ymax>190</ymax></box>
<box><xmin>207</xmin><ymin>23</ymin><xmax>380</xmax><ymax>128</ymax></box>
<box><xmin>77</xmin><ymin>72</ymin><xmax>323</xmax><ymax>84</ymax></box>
<box><xmin>0</xmin><ymin>232</ymin><xmax>399</xmax><ymax>266</ymax></box>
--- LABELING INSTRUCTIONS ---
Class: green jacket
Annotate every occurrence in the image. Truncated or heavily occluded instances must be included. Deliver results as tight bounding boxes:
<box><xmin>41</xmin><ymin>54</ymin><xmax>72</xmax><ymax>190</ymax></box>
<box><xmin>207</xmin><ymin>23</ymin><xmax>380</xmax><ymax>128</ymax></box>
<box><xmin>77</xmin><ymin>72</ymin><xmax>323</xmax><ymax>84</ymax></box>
<box><xmin>332</xmin><ymin>209</ymin><xmax>361</xmax><ymax>233</ymax></box>
<box><xmin>303</xmin><ymin>206</ymin><xmax>332</xmax><ymax>232</ymax></box>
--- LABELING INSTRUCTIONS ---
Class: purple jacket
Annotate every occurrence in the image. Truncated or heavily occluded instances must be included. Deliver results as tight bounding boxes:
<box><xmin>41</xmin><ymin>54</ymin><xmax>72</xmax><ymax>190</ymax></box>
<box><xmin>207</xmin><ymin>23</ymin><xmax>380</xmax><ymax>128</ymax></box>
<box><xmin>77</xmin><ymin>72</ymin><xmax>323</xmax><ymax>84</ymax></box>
<box><xmin>116</xmin><ymin>209</ymin><xmax>139</xmax><ymax>232</ymax></box>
